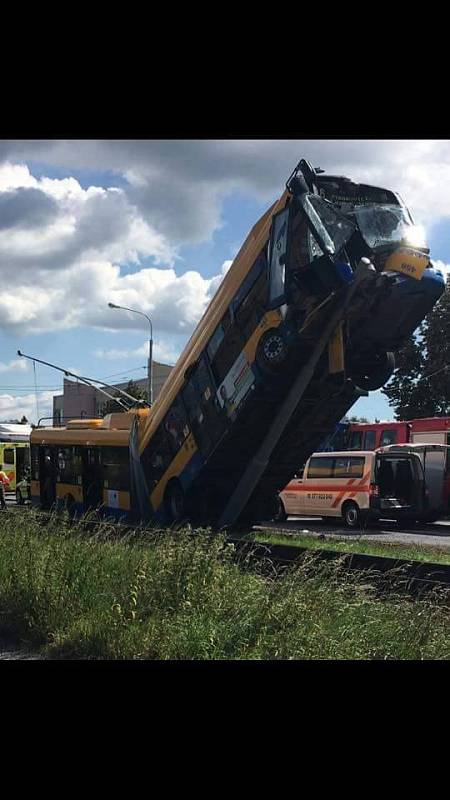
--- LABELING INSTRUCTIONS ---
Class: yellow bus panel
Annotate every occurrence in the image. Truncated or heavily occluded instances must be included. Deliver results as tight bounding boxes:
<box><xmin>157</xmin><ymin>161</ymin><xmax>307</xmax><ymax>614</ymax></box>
<box><xmin>55</xmin><ymin>482</ymin><xmax>83</xmax><ymax>503</ymax></box>
<box><xmin>150</xmin><ymin>432</ymin><xmax>197</xmax><ymax>512</ymax></box>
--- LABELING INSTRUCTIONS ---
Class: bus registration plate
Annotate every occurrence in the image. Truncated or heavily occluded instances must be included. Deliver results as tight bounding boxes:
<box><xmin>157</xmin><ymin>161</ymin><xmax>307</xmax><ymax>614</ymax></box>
<box><xmin>384</xmin><ymin>247</ymin><xmax>428</xmax><ymax>281</ymax></box>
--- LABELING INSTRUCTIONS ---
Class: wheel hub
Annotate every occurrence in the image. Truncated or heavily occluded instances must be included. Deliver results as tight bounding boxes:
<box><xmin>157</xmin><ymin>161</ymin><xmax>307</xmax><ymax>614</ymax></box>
<box><xmin>264</xmin><ymin>335</ymin><xmax>283</xmax><ymax>361</ymax></box>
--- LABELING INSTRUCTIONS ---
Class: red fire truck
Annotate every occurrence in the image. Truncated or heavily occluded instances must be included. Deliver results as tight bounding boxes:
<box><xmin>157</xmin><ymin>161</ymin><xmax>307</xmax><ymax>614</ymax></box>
<box><xmin>344</xmin><ymin>417</ymin><xmax>450</xmax><ymax>513</ymax></box>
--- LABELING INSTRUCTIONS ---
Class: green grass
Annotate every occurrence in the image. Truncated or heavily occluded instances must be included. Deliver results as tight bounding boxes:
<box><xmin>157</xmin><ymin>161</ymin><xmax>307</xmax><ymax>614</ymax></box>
<box><xmin>251</xmin><ymin>529</ymin><xmax>450</xmax><ymax>565</ymax></box>
<box><xmin>0</xmin><ymin>508</ymin><xmax>450</xmax><ymax>660</ymax></box>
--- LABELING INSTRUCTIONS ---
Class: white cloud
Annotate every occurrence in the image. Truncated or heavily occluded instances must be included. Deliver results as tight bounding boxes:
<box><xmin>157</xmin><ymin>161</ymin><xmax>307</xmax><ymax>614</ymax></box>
<box><xmin>0</xmin><ymin>359</ymin><xmax>27</xmax><ymax>373</ymax></box>
<box><xmin>433</xmin><ymin>259</ymin><xmax>450</xmax><ymax>276</ymax></box>
<box><xmin>93</xmin><ymin>338</ymin><xmax>179</xmax><ymax>365</ymax></box>
<box><xmin>0</xmin><ymin>142</ymin><xmax>448</xmax><ymax>342</ymax></box>
<box><xmin>3</xmin><ymin>140</ymin><xmax>450</xmax><ymax>241</ymax></box>
<box><xmin>0</xmin><ymin>391</ymin><xmax>54</xmax><ymax>425</ymax></box>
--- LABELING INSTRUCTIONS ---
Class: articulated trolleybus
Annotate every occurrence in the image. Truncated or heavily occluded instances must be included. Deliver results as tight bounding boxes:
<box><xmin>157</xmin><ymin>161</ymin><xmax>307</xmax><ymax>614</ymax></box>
<box><xmin>29</xmin><ymin>159</ymin><xmax>445</xmax><ymax>527</ymax></box>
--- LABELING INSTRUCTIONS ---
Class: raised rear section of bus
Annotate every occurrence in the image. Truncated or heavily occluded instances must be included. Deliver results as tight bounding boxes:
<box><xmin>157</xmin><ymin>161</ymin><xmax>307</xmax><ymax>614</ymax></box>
<box><xmin>136</xmin><ymin>160</ymin><xmax>445</xmax><ymax>527</ymax></box>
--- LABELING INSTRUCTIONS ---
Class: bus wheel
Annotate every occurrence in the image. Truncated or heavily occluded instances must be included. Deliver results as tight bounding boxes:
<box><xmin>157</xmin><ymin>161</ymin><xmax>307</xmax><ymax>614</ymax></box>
<box><xmin>164</xmin><ymin>480</ymin><xmax>185</xmax><ymax>524</ymax></box>
<box><xmin>256</xmin><ymin>329</ymin><xmax>288</xmax><ymax>373</ymax></box>
<box><xmin>64</xmin><ymin>494</ymin><xmax>77</xmax><ymax>521</ymax></box>
<box><xmin>342</xmin><ymin>501</ymin><xmax>361</xmax><ymax>529</ymax></box>
<box><xmin>350</xmin><ymin>351</ymin><xmax>395</xmax><ymax>391</ymax></box>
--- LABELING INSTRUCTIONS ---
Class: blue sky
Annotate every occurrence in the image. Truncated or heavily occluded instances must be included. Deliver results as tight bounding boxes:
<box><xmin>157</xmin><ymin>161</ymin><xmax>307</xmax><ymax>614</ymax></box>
<box><xmin>0</xmin><ymin>140</ymin><xmax>448</xmax><ymax>424</ymax></box>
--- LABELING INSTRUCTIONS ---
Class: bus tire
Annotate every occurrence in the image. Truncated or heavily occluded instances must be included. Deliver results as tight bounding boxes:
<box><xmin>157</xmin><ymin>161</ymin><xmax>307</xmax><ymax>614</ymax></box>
<box><xmin>350</xmin><ymin>351</ymin><xmax>395</xmax><ymax>391</ymax></box>
<box><xmin>64</xmin><ymin>494</ymin><xmax>77</xmax><ymax>521</ymax></box>
<box><xmin>256</xmin><ymin>329</ymin><xmax>288</xmax><ymax>373</ymax></box>
<box><xmin>164</xmin><ymin>479</ymin><xmax>185</xmax><ymax>524</ymax></box>
<box><xmin>342</xmin><ymin>500</ymin><xmax>361</xmax><ymax>529</ymax></box>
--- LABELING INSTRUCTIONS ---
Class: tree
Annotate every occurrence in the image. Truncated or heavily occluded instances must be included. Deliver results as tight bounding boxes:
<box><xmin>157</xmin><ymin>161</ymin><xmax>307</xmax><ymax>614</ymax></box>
<box><xmin>101</xmin><ymin>380</ymin><xmax>149</xmax><ymax>415</ymax></box>
<box><xmin>348</xmin><ymin>415</ymin><xmax>369</xmax><ymax>423</ymax></box>
<box><xmin>382</xmin><ymin>276</ymin><xmax>450</xmax><ymax>419</ymax></box>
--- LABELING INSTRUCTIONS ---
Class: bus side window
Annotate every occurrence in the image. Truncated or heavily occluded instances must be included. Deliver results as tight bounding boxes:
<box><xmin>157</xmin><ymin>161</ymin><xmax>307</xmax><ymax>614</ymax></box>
<box><xmin>57</xmin><ymin>446</ymin><xmax>82</xmax><ymax>484</ymax></box>
<box><xmin>164</xmin><ymin>396</ymin><xmax>190</xmax><ymax>455</ymax></box>
<box><xmin>208</xmin><ymin>311</ymin><xmax>245</xmax><ymax>387</ymax></box>
<box><xmin>143</xmin><ymin>426</ymin><xmax>173</xmax><ymax>485</ymax></box>
<box><xmin>380</xmin><ymin>430</ymin><xmax>397</xmax><ymax>446</ymax></box>
<box><xmin>101</xmin><ymin>447</ymin><xmax>130</xmax><ymax>491</ymax></box>
<box><xmin>234</xmin><ymin>269</ymin><xmax>268</xmax><ymax>341</ymax></box>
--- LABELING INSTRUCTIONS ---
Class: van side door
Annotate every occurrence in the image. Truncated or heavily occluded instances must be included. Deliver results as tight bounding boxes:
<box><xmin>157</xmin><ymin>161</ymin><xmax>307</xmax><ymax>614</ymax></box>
<box><xmin>303</xmin><ymin>456</ymin><xmax>336</xmax><ymax>517</ymax></box>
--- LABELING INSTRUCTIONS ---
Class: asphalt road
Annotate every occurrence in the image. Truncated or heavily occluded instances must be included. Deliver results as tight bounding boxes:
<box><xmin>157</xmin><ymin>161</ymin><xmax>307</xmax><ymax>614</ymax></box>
<box><xmin>255</xmin><ymin>516</ymin><xmax>450</xmax><ymax>548</ymax></box>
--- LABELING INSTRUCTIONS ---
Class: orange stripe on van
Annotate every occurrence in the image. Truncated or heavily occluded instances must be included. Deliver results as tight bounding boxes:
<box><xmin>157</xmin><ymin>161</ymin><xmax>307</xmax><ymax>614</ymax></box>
<box><xmin>331</xmin><ymin>471</ymin><xmax>372</xmax><ymax>508</ymax></box>
<box><xmin>285</xmin><ymin>481</ymin><xmax>370</xmax><ymax>493</ymax></box>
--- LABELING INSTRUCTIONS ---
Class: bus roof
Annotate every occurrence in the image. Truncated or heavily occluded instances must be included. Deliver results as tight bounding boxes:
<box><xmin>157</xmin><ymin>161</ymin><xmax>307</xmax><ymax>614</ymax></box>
<box><xmin>29</xmin><ymin>409</ymin><xmax>148</xmax><ymax>447</ymax></box>
<box><xmin>30</xmin><ymin>427</ymin><xmax>130</xmax><ymax>447</ymax></box>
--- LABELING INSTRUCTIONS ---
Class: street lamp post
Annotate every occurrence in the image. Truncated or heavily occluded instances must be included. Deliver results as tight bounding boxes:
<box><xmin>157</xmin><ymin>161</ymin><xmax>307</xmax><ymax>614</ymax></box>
<box><xmin>108</xmin><ymin>303</ymin><xmax>154</xmax><ymax>405</ymax></box>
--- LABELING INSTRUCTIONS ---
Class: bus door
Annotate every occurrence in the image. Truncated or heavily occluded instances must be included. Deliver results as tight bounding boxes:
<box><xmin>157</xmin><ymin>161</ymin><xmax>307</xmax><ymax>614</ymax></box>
<box><xmin>82</xmin><ymin>447</ymin><xmax>103</xmax><ymax>511</ymax></box>
<box><xmin>16</xmin><ymin>445</ymin><xmax>30</xmax><ymax>483</ymax></box>
<box><xmin>39</xmin><ymin>446</ymin><xmax>57</xmax><ymax>509</ymax></box>
<box><xmin>2</xmin><ymin>445</ymin><xmax>16</xmax><ymax>489</ymax></box>
<box><xmin>182</xmin><ymin>356</ymin><xmax>227</xmax><ymax>459</ymax></box>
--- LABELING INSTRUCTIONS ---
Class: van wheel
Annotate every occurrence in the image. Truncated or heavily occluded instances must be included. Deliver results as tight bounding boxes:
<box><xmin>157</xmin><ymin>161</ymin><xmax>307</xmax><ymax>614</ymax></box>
<box><xmin>256</xmin><ymin>329</ymin><xmax>288</xmax><ymax>373</ymax></box>
<box><xmin>164</xmin><ymin>480</ymin><xmax>185</xmax><ymax>524</ymax></box>
<box><xmin>350</xmin><ymin>351</ymin><xmax>395</xmax><ymax>391</ymax></box>
<box><xmin>342</xmin><ymin>501</ymin><xmax>361</xmax><ymax>529</ymax></box>
<box><xmin>271</xmin><ymin>496</ymin><xmax>287</xmax><ymax>522</ymax></box>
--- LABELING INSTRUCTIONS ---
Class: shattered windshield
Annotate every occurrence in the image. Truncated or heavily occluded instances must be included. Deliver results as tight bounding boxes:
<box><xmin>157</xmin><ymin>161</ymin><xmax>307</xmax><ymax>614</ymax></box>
<box><xmin>354</xmin><ymin>205</ymin><xmax>427</xmax><ymax>250</ymax></box>
<box><xmin>307</xmin><ymin>195</ymin><xmax>356</xmax><ymax>255</ymax></box>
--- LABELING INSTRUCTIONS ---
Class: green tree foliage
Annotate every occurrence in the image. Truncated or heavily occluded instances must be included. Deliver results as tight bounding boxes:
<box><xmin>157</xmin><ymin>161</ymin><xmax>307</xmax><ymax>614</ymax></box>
<box><xmin>382</xmin><ymin>277</ymin><xmax>450</xmax><ymax>419</ymax></box>
<box><xmin>101</xmin><ymin>380</ymin><xmax>149</xmax><ymax>415</ymax></box>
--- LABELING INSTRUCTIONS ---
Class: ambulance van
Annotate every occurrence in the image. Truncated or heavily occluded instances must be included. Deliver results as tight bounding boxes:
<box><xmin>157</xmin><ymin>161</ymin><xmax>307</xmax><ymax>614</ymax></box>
<box><xmin>279</xmin><ymin>448</ymin><xmax>428</xmax><ymax>528</ymax></box>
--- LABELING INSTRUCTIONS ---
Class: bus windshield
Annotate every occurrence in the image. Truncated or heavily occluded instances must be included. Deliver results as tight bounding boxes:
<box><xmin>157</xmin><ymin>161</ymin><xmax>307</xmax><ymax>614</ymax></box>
<box><xmin>354</xmin><ymin>205</ymin><xmax>427</xmax><ymax>251</ymax></box>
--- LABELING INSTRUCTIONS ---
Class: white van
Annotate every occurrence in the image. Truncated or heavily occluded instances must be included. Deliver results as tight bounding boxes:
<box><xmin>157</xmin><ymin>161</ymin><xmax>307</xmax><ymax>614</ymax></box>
<box><xmin>279</xmin><ymin>449</ymin><xmax>427</xmax><ymax>528</ymax></box>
